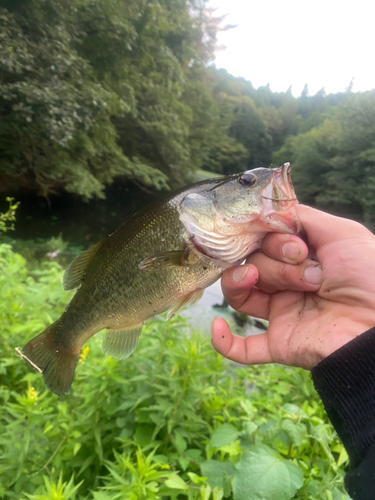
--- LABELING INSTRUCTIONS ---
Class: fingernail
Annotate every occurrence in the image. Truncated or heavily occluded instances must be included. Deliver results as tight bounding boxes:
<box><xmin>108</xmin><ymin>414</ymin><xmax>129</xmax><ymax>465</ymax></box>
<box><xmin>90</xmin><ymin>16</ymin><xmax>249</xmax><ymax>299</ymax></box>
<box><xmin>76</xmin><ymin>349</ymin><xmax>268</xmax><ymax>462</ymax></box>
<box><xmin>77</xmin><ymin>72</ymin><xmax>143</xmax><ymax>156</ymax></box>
<box><xmin>304</xmin><ymin>265</ymin><xmax>322</xmax><ymax>285</ymax></box>
<box><xmin>282</xmin><ymin>241</ymin><xmax>302</xmax><ymax>261</ymax></box>
<box><xmin>233</xmin><ymin>266</ymin><xmax>249</xmax><ymax>282</ymax></box>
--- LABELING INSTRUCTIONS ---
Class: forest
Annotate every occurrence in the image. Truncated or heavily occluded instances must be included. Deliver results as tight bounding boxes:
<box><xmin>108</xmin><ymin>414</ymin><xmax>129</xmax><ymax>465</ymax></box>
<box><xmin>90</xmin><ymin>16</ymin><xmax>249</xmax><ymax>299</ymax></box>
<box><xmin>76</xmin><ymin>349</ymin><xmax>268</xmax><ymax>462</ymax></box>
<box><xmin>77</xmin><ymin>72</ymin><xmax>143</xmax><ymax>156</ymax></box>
<box><xmin>1</xmin><ymin>0</ymin><xmax>375</xmax><ymax>226</ymax></box>
<box><xmin>0</xmin><ymin>0</ymin><xmax>373</xmax><ymax>499</ymax></box>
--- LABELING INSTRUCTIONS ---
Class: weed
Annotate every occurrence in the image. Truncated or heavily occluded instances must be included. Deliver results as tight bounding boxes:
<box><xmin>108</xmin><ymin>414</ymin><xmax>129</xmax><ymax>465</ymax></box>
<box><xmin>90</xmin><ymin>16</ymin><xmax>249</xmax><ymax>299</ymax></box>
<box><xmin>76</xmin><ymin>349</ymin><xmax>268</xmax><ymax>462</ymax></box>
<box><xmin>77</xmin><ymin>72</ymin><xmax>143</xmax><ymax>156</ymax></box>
<box><xmin>0</xmin><ymin>244</ymin><xmax>350</xmax><ymax>499</ymax></box>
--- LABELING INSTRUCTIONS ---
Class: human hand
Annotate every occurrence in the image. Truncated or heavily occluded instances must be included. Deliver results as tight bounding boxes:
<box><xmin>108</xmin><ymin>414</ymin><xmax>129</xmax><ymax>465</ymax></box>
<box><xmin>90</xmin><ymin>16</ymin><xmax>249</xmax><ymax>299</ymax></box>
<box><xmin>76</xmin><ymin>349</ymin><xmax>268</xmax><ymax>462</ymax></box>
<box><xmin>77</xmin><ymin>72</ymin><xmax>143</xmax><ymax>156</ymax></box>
<box><xmin>211</xmin><ymin>205</ymin><xmax>375</xmax><ymax>369</ymax></box>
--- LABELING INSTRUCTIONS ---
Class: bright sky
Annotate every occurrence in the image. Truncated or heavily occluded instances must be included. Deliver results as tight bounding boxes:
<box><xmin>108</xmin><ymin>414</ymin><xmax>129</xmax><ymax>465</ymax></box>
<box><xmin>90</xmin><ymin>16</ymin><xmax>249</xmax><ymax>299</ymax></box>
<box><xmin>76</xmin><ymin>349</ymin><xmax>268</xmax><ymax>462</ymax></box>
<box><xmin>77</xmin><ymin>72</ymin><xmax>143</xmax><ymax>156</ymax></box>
<box><xmin>209</xmin><ymin>0</ymin><xmax>374</xmax><ymax>97</ymax></box>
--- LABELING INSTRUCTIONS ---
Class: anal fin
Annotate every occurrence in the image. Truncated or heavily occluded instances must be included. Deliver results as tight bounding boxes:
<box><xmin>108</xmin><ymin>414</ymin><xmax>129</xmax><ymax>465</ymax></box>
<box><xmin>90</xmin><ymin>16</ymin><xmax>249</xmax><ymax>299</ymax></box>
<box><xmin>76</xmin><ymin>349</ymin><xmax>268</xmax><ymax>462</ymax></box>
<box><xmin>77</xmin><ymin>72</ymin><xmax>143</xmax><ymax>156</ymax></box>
<box><xmin>102</xmin><ymin>323</ymin><xmax>144</xmax><ymax>359</ymax></box>
<box><xmin>167</xmin><ymin>289</ymin><xmax>204</xmax><ymax>320</ymax></box>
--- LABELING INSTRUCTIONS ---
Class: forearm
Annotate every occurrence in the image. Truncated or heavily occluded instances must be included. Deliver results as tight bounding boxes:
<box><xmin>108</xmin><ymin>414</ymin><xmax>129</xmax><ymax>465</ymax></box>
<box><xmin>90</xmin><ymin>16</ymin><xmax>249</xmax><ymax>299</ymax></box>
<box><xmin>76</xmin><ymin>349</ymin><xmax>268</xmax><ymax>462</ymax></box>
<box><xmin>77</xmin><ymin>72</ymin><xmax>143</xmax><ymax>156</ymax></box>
<box><xmin>311</xmin><ymin>328</ymin><xmax>375</xmax><ymax>499</ymax></box>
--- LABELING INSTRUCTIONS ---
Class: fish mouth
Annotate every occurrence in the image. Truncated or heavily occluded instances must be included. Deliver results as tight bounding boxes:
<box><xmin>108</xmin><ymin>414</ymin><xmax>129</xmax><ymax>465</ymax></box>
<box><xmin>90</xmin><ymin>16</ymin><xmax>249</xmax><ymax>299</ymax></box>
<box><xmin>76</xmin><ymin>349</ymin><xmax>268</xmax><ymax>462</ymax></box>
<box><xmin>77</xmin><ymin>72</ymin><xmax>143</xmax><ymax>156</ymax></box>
<box><xmin>261</xmin><ymin>163</ymin><xmax>302</xmax><ymax>234</ymax></box>
<box><xmin>272</xmin><ymin>162</ymin><xmax>297</xmax><ymax>203</ymax></box>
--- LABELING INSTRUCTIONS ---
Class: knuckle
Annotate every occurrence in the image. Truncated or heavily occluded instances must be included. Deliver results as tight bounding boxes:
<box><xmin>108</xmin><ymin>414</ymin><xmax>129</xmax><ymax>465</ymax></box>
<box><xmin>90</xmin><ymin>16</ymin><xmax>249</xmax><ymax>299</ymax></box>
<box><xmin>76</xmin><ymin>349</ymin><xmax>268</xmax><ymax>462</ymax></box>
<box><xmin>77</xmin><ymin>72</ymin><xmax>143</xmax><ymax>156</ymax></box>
<box><xmin>275</xmin><ymin>261</ymin><xmax>295</xmax><ymax>283</ymax></box>
<box><xmin>226</xmin><ymin>293</ymin><xmax>246</xmax><ymax>311</ymax></box>
<box><xmin>264</xmin><ymin>232</ymin><xmax>287</xmax><ymax>248</ymax></box>
<box><xmin>246</xmin><ymin>250</ymin><xmax>262</xmax><ymax>265</ymax></box>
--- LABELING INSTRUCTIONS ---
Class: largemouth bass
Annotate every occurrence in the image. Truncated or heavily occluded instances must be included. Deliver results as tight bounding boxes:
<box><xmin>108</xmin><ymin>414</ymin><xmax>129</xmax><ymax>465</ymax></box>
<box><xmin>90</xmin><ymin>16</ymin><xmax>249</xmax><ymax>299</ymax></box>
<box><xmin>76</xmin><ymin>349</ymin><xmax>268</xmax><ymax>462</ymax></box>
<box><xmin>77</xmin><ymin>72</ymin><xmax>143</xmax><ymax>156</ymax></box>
<box><xmin>21</xmin><ymin>163</ymin><xmax>301</xmax><ymax>396</ymax></box>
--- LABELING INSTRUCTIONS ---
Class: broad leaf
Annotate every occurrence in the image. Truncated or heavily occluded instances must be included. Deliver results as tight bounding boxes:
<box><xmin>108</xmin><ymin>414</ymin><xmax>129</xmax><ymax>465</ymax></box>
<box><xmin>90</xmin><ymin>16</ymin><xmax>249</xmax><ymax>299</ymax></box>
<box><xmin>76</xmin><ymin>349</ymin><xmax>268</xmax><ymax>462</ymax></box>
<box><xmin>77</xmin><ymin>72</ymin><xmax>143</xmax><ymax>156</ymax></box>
<box><xmin>281</xmin><ymin>419</ymin><xmax>307</xmax><ymax>446</ymax></box>
<box><xmin>210</xmin><ymin>424</ymin><xmax>239</xmax><ymax>448</ymax></box>
<box><xmin>164</xmin><ymin>474</ymin><xmax>188</xmax><ymax>490</ymax></box>
<box><xmin>233</xmin><ymin>445</ymin><xmax>303</xmax><ymax>500</ymax></box>
<box><xmin>200</xmin><ymin>460</ymin><xmax>235</xmax><ymax>490</ymax></box>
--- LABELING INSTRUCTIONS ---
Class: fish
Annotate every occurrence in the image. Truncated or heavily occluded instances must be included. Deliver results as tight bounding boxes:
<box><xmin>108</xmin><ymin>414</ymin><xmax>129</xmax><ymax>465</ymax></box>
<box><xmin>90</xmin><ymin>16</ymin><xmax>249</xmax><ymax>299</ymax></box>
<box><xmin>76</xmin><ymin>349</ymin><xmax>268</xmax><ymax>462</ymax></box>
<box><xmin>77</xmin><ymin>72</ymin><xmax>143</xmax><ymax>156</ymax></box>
<box><xmin>21</xmin><ymin>162</ymin><xmax>301</xmax><ymax>396</ymax></box>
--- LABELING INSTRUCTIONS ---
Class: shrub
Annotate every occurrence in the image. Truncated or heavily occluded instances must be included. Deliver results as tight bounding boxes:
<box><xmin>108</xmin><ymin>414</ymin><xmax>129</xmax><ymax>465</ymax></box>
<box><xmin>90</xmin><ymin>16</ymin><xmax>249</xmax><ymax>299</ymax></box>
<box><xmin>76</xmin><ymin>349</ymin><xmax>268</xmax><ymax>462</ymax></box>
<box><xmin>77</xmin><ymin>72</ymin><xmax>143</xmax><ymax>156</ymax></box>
<box><xmin>0</xmin><ymin>244</ymin><xmax>350</xmax><ymax>499</ymax></box>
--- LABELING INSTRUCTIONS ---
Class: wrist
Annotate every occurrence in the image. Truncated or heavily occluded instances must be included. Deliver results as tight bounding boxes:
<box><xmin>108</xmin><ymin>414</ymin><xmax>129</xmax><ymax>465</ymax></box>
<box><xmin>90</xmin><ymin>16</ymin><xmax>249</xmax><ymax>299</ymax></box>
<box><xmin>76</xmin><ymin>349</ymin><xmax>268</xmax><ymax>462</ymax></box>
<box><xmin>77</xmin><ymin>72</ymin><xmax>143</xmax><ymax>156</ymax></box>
<box><xmin>311</xmin><ymin>313</ymin><xmax>375</xmax><ymax>369</ymax></box>
<box><xmin>311</xmin><ymin>327</ymin><xmax>375</xmax><ymax>466</ymax></box>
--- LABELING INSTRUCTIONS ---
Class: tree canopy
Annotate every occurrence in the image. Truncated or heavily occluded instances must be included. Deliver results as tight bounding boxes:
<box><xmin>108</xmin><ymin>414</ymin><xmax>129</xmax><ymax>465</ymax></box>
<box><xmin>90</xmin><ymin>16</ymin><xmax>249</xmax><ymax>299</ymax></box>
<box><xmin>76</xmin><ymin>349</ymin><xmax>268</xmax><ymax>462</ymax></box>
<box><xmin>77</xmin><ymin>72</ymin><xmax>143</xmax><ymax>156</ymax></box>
<box><xmin>0</xmin><ymin>0</ymin><xmax>221</xmax><ymax>198</ymax></box>
<box><xmin>1</xmin><ymin>0</ymin><xmax>374</xmax><ymax>225</ymax></box>
<box><xmin>273</xmin><ymin>92</ymin><xmax>375</xmax><ymax>222</ymax></box>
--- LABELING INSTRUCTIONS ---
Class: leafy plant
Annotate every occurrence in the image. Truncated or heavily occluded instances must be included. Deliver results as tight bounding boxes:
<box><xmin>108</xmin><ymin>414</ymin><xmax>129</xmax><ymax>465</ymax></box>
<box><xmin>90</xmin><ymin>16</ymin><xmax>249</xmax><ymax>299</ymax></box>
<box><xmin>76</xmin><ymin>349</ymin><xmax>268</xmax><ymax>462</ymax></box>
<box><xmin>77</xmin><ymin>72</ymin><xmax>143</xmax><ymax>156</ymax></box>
<box><xmin>0</xmin><ymin>198</ymin><xmax>19</xmax><ymax>233</ymax></box>
<box><xmin>24</xmin><ymin>474</ymin><xmax>82</xmax><ymax>500</ymax></box>
<box><xmin>0</xmin><ymin>235</ymin><xmax>81</xmax><ymax>269</ymax></box>
<box><xmin>0</xmin><ymin>244</ymin><xmax>350</xmax><ymax>499</ymax></box>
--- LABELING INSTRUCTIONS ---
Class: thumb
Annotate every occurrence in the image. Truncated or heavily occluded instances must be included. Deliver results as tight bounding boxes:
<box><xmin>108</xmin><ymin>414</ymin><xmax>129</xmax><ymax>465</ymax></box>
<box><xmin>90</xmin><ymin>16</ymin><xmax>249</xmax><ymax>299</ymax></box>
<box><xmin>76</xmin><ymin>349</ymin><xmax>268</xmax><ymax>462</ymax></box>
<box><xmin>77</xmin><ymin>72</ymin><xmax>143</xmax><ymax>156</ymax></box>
<box><xmin>297</xmin><ymin>205</ymin><xmax>372</xmax><ymax>249</ymax></box>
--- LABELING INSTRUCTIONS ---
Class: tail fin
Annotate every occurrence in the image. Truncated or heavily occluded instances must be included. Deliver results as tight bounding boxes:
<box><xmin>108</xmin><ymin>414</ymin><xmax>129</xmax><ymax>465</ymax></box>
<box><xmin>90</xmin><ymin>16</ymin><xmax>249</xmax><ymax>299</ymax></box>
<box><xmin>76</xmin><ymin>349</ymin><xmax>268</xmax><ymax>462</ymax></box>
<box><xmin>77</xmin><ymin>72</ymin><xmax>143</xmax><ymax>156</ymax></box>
<box><xmin>21</xmin><ymin>322</ymin><xmax>80</xmax><ymax>396</ymax></box>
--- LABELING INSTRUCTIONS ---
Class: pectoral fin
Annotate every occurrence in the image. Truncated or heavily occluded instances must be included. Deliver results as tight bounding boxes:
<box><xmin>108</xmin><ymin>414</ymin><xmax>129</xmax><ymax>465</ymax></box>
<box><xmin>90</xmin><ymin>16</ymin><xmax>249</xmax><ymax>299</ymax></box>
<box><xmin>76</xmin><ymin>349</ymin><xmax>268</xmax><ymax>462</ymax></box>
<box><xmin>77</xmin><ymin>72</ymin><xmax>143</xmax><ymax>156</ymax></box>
<box><xmin>138</xmin><ymin>249</ymin><xmax>190</xmax><ymax>271</ymax></box>
<box><xmin>102</xmin><ymin>323</ymin><xmax>143</xmax><ymax>359</ymax></box>
<box><xmin>167</xmin><ymin>289</ymin><xmax>204</xmax><ymax>320</ymax></box>
<box><xmin>63</xmin><ymin>239</ymin><xmax>106</xmax><ymax>290</ymax></box>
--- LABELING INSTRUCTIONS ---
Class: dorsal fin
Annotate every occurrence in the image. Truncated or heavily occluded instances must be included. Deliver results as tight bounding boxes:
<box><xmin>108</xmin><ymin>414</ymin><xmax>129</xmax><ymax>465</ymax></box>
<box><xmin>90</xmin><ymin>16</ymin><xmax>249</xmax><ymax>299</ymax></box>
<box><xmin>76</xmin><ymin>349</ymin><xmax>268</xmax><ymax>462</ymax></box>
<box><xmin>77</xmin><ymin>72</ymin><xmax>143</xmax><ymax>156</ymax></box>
<box><xmin>63</xmin><ymin>240</ymin><xmax>106</xmax><ymax>290</ymax></box>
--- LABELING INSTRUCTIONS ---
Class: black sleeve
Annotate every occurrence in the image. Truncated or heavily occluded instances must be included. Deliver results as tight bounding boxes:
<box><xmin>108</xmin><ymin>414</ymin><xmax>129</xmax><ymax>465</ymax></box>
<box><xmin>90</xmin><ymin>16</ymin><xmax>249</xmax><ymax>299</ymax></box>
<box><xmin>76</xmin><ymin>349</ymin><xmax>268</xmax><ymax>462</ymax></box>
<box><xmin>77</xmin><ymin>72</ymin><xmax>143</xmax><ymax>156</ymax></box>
<box><xmin>311</xmin><ymin>328</ymin><xmax>375</xmax><ymax>500</ymax></box>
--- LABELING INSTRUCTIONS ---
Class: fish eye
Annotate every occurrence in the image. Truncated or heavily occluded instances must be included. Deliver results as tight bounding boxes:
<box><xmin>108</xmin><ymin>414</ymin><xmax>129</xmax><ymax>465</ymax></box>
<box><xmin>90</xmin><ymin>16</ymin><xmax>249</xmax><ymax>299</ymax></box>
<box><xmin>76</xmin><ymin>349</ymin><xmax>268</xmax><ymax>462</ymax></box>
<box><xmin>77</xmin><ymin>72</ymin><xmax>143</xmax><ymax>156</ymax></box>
<box><xmin>239</xmin><ymin>174</ymin><xmax>257</xmax><ymax>187</ymax></box>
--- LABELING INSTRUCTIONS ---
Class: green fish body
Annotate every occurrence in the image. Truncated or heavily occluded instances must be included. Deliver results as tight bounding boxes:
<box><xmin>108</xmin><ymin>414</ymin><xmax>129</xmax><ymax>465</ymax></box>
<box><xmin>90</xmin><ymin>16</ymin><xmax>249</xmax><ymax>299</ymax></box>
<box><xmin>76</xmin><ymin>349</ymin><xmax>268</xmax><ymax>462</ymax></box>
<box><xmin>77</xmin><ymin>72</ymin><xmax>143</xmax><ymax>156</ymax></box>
<box><xmin>22</xmin><ymin>164</ymin><xmax>301</xmax><ymax>395</ymax></box>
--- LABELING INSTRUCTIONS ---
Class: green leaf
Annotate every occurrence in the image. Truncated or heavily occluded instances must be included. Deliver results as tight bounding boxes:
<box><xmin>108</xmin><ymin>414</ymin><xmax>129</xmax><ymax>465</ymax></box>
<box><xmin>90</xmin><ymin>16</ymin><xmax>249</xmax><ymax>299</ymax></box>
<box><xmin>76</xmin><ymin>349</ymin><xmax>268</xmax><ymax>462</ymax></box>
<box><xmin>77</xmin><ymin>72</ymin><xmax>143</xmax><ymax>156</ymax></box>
<box><xmin>164</xmin><ymin>474</ymin><xmax>189</xmax><ymax>490</ymax></box>
<box><xmin>258</xmin><ymin>419</ymin><xmax>280</xmax><ymax>443</ymax></box>
<box><xmin>134</xmin><ymin>424</ymin><xmax>154</xmax><ymax>446</ymax></box>
<box><xmin>233</xmin><ymin>445</ymin><xmax>303</xmax><ymax>500</ymax></box>
<box><xmin>281</xmin><ymin>419</ymin><xmax>307</xmax><ymax>446</ymax></box>
<box><xmin>200</xmin><ymin>484</ymin><xmax>212</xmax><ymax>500</ymax></box>
<box><xmin>174</xmin><ymin>433</ymin><xmax>187</xmax><ymax>452</ymax></box>
<box><xmin>281</xmin><ymin>404</ymin><xmax>308</xmax><ymax>419</ymax></box>
<box><xmin>210</xmin><ymin>424</ymin><xmax>239</xmax><ymax>448</ymax></box>
<box><xmin>73</xmin><ymin>442</ymin><xmax>81</xmax><ymax>456</ymax></box>
<box><xmin>213</xmin><ymin>488</ymin><xmax>225</xmax><ymax>500</ymax></box>
<box><xmin>337</xmin><ymin>446</ymin><xmax>349</xmax><ymax>468</ymax></box>
<box><xmin>178</xmin><ymin>455</ymin><xmax>190</xmax><ymax>471</ymax></box>
<box><xmin>92</xmin><ymin>493</ymin><xmax>113</xmax><ymax>500</ymax></box>
<box><xmin>242</xmin><ymin>421</ymin><xmax>258</xmax><ymax>437</ymax></box>
<box><xmin>152</xmin><ymin>454</ymin><xmax>169</xmax><ymax>465</ymax></box>
<box><xmin>186</xmin><ymin>448</ymin><xmax>202</xmax><ymax>461</ymax></box>
<box><xmin>219</xmin><ymin>441</ymin><xmax>241</xmax><ymax>458</ymax></box>
<box><xmin>200</xmin><ymin>460</ymin><xmax>235</xmax><ymax>490</ymax></box>
<box><xmin>187</xmin><ymin>472</ymin><xmax>206</xmax><ymax>484</ymax></box>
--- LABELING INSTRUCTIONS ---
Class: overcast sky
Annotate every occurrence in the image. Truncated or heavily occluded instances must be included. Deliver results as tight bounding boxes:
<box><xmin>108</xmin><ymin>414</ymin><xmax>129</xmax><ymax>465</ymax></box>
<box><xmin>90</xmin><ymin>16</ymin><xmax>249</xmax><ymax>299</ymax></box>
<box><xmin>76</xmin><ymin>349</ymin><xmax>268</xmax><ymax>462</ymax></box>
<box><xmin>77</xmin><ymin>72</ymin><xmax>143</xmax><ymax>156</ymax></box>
<box><xmin>209</xmin><ymin>0</ymin><xmax>374</xmax><ymax>97</ymax></box>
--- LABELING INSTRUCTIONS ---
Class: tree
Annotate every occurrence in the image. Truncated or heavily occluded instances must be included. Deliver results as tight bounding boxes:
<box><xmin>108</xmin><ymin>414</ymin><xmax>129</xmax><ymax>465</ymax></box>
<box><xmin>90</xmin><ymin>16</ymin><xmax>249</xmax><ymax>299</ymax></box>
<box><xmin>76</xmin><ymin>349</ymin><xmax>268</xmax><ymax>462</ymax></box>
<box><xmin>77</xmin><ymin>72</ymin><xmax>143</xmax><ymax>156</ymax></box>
<box><xmin>0</xmin><ymin>0</ymin><xmax>225</xmax><ymax>198</ymax></box>
<box><xmin>319</xmin><ymin>92</ymin><xmax>375</xmax><ymax>222</ymax></box>
<box><xmin>228</xmin><ymin>95</ymin><xmax>272</xmax><ymax>168</ymax></box>
<box><xmin>273</xmin><ymin>91</ymin><xmax>375</xmax><ymax>224</ymax></box>
<box><xmin>272</xmin><ymin>119</ymin><xmax>341</xmax><ymax>204</ymax></box>
<box><xmin>301</xmin><ymin>84</ymin><xmax>309</xmax><ymax>98</ymax></box>
<box><xmin>0</xmin><ymin>1</ymin><xmax>169</xmax><ymax>200</ymax></box>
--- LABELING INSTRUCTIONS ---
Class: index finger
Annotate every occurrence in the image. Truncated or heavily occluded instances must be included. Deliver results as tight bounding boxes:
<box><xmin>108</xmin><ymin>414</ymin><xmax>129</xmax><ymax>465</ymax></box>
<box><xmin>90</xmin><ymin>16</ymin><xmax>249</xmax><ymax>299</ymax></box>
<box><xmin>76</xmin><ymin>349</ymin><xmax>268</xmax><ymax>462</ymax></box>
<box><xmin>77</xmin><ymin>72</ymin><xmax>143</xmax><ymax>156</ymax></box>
<box><xmin>260</xmin><ymin>233</ymin><xmax>308</xmax><ymax>265</ymax></box>
<box><xmin>220</xmin><ymin>264</ymin><xmax>272</xmax><ymax>319</ymax></box>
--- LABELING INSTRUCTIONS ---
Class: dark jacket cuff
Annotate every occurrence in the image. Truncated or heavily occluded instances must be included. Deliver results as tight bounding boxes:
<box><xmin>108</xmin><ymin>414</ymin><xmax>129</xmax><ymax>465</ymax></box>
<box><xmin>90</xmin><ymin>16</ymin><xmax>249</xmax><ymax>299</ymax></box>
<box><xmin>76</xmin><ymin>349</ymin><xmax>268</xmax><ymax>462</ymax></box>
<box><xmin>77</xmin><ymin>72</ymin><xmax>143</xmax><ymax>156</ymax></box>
<box><xmin>311</xmin><ymin>327</ymin><xmax>375</xmax><ymax>467</ymax></box>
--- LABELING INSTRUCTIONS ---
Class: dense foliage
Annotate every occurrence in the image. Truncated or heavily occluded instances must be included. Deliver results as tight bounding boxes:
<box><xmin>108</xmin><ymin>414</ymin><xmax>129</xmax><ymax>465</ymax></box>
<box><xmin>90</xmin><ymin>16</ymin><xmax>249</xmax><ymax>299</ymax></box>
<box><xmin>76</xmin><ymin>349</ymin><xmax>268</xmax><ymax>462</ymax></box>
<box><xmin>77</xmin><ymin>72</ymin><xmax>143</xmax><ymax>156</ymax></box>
<box><xmin>0</xmin><ymin>198</ymin><xmax>19</xmax><ymax>233</ymax></box>
<box><xmin>273</xmin><ymin>91</ymin><xmax>375</xmax><ymax>223</ymax></box>
<box><xmin>0</xmin><ymin>0</ymin><xmax>220</xmax><ymax>198</ymax></box>
<box><xmin>1</xmin><ymin>0</ymin><xmax>374</xmax><ymax>226</ymax></box>
<box><xmin>1</xmin><ymin>243</ymin><xmax>351</xmax><ymax>499</ymax></box>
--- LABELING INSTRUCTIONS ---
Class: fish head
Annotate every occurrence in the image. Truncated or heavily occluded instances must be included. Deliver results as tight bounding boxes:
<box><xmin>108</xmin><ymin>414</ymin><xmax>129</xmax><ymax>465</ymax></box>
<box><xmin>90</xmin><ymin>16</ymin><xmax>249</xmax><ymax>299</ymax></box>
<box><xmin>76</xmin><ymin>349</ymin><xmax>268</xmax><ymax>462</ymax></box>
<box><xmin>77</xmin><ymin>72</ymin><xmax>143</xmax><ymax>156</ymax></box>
<box><xmin>179</xmin><ymin>163</ymin><xmax>302</xmax><ymax>266</ymax></box>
